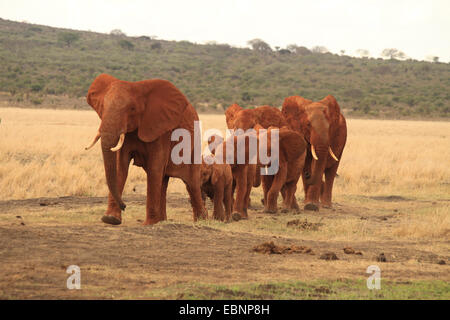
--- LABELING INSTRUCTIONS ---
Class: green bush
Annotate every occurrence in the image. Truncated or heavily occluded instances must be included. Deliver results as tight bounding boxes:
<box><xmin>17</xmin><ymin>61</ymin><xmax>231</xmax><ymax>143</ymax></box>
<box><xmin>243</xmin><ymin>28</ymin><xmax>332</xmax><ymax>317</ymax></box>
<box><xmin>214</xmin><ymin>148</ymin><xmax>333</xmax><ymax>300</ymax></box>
<box><xmin>57</xmin><ymin>32</ymin><xmax>80</xmax><ymax>47</ymax></box>
<box><xmin>118</xmin><ymin>39</ymin><xmax>134</xmax><ymax>50</ymax></box>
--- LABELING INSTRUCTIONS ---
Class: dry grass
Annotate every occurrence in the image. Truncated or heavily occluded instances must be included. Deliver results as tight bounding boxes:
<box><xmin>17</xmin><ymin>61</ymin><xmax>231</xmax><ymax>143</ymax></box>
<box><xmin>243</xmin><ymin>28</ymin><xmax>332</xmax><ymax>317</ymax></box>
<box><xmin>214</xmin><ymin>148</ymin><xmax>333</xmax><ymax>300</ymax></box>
<box><xmin>1</xmin><ymin>107</ymin><xmax>449</xmax><ymax>300</ymax></box>
<box><xmin>1</xmin><ymin>107</ymin><xmax>449</xmax><ymax>201</ymax></box>
<box><xmin>392</xmin><ymin>206</ymin><xmax>450</xmax><ymax>239</ymax></box>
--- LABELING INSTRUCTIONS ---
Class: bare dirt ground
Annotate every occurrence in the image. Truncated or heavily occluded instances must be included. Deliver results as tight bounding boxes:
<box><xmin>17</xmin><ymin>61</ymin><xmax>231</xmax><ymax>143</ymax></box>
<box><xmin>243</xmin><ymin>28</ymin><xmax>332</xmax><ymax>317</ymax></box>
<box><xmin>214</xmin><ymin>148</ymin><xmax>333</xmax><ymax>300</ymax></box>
<box><xmin>0</xmin><ymin>194</ymin><xmax>448</xmax><ymax>299</ymax></box>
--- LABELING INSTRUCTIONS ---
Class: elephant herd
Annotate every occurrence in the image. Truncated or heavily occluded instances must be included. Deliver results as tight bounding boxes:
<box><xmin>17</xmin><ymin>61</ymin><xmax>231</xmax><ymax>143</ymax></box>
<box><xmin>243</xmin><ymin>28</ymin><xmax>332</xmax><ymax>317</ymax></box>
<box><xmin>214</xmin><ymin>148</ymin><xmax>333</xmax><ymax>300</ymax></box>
<box><xmin>84</xmin><ymin>74</ymin><xmax>347</xmax><ymax>225</ymax></box>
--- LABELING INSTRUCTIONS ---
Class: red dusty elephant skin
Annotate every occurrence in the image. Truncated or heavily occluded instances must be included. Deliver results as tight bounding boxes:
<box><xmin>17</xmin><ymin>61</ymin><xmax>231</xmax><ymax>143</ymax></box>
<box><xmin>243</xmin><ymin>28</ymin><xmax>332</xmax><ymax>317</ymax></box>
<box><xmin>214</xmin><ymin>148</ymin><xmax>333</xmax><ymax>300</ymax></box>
<box><xmin>209</xmin><ymin>131</ymin><xmax>260</xmax><ymax>220</ymax></box>
<box><xmin>282</xmin><ymin>95</ymin><xmax>347</xmax><ymax>211</ymax></box>
<box><xmin>224</xmin><ymin>103</ymin><xmax>296</xmax><ymax>218</ymax></box>
<box><xmin>200</xmin><ymin>157</ymin><xmax>233</xmax><ymax>222</ymax></box>
<box><xmin>255</xmin><ymin>125</ymin><xmax>306</xmax><ymax>213</ymax></box>
<box><xmin>85</xmin><ymin>73</ymin><xmax>206</xmax><ymax>225</ymax></box>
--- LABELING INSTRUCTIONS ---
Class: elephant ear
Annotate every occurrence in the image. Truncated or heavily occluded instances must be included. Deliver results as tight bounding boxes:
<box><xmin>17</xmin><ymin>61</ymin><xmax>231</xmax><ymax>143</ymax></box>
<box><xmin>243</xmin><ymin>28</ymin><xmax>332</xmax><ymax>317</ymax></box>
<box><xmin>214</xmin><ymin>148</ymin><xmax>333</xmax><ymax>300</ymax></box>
<box><xmin>320</xmin><ymin>95</ymin><xmax>341</xmax><ymax>125</ymax></box>
<box><xmin>278</xmin><ymin>128</ymin><xmax>307</xmax><ymax>162</ymax></box>
<box><xmin>281</xmin><ymin>96</ymin><xmax>311</xmax><ymax>131</ymax></box>
<box><xmin>138</xmin><ymin>79</ymin><xmax>189</xmax><ymax>143</ymax></box>
<box><xmin>86</xmin><ymin>74</ymin><xmax>119</xmax><ymax>118</ymax></box>
<box><xmin>225</xmin><ymin>103</ymin><xmax>243</xmax><ymax>129</ymax></box>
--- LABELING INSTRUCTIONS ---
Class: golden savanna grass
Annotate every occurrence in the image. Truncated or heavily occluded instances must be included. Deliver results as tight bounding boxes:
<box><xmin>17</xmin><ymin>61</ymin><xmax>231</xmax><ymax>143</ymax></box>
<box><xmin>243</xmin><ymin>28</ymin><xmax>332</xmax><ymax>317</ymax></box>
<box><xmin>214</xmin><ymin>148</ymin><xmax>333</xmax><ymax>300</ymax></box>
<box><xmin>1</xmin><ymin>107</ymin><xmax>449</xmax><ymax>200</ymax></box>
<box><xmin>1</xmin><ymin>107</ymin><xmax>449</xmax><ymax>299</ymax></box>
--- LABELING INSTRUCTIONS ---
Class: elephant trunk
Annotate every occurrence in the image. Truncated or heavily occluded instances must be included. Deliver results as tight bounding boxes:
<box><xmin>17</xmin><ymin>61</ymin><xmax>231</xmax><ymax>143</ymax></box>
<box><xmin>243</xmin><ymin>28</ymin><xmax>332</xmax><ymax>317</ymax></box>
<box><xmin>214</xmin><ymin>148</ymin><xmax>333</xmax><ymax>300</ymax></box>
<box><xmin>101</xmin><ymin>133</ymin><xmax>126</xmax><ymax>210</ymax></box>
<box><xmin>305</xmin><ymin>144</ymin><xmax>328</xmax><ymax>185</ymax></box>
<box><xmin>305</xmin><ymin>129</ymin><xmax>329</xmax><ymax>186</ymax></box>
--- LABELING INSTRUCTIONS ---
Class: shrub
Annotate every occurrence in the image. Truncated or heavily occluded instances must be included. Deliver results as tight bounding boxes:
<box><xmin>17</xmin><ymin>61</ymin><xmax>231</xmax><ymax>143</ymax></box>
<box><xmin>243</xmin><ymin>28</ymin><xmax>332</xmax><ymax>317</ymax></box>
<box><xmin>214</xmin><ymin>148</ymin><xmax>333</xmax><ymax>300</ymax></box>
<box><xmin>57</xmin><ymin>32</ymin><xmax>80</xmax><ymax>47</ymax></box>
<box><xmin>118</xmin><ymin>39</ymin><xmax>134</xmax><ymax>50</ymax></box>
<box><xmin>31</xmin><ymin>83</ymin><xmax>43</xmax><ymax>92</ymax></box>
<box><xmin>151</xmin><ymin>42</ymin><xmax>162</xmax><ymax>49</ymax></box>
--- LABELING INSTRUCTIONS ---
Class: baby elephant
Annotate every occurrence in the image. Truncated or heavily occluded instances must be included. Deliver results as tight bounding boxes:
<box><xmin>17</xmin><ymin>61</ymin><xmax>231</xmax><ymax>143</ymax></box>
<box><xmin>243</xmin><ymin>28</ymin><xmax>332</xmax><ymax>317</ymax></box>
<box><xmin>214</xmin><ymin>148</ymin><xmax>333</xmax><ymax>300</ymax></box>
<box><xmin>200</xmin><ymin>157</ymin><xmax>233</xmax><ymax>222</ymax></box>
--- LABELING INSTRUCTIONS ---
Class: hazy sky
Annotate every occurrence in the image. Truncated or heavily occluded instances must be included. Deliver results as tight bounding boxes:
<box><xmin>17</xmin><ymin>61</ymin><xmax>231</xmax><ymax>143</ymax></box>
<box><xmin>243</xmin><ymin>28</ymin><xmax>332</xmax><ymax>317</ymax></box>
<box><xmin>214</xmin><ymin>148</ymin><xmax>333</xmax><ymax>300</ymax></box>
<box><xmin>1</xmin><ymin>0</ymin><xmax>449</xmax><ymax>61</ymax></box>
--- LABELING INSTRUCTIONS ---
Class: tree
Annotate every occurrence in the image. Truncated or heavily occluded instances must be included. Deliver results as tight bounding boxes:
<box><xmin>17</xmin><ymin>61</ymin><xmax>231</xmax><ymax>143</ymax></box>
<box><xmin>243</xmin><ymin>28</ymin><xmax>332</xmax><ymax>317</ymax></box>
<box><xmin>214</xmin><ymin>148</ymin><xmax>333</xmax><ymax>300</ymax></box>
<box><xmin>432</xmin><ymin>56</ymin><xmax>439</xmax><ymax>63</ymax></box>
<box><xmin>57</xmin><ymin>32</ymin><xmax>80</xmax><ymax>47</ymax></box>
<box><xmin>356</xmin><ymin>49</ymin><xmax>370</xmax><ymax>58</ymax></box>
<box><xmin>286</xmin><ymin>44</ymin><xmax>311</xmax><ymax>55</ymax></box>
<box><xmin>278</xmin><ymin>49</ymin><xmax>291</xmax><ymax>55</ymax></box>
<box><xmin>110</xmin><ymin>29</ymin><xmax>126</xmax><ymax>36</ymax></box>
<box><xmin>381</xmin><ymin>48</ymin><xmax>406</xmax><ymax>60</ymax></box>
<box><xmin>296</xmin><ymin>46</ymin><xmax>312</xmax><ymax>55</ymax></box>
<box><xmin>311</xmin><ymin>46</ymin><xmax>329</xmax><ymax>54</ymax></box>
<box><xmin>247</xmin><ymin>38</ymin><xmax>272</xmax><ymax>53</ymax></box>
<box><xmin>286</xmin><ymin>44</ymin><xmax>298</xmax><ymax>52</ymax></box>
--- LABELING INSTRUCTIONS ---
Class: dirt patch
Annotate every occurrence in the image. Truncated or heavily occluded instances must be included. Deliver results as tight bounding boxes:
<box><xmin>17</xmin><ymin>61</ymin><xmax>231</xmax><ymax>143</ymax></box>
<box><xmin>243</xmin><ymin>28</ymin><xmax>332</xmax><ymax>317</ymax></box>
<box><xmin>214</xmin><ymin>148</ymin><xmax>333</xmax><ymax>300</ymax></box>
<box><xmin>286</xmin><ymin>219</ymin><xmax>323</xmax><ymax>231</ymax></box>
<box><xmin>0</xmin><ymin>194</ymin><xmax>188</xmax><ymax>211</ymax></box>
<box><xmin>369</xmin><ymin>195</ymin><xmax>411</xmax><ymax>202</ymax></box>
<box><xmin>253</xmin><ymin>241</ymin><xmax>314</xmax><ymax>255</ymax></box>
<box><xmin>0</xmin><ymin>195</ymin><xmax>448</xmax><ymax>299</ymax></box>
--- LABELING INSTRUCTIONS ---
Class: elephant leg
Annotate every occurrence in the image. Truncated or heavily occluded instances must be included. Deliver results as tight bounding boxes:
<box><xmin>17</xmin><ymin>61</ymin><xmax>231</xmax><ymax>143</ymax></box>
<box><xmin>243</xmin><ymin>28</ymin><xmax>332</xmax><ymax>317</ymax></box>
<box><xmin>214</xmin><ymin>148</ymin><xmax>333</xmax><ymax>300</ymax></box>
<box><xmin>282</xmin><ymin>181</ymin><xmax>298</xmax><ymax>212</ymax></box>
<box><xmin>302</xmin><ymin>156</ymin><xmax>321</xmax><ymax>211</ymax></box>
<box><xmin>144</xmin><ymin>168</ymin><xmax>165</xmax><ymax>225</ymax></box>
<box><xmin>232</xmin><ymin>165</ymin><xmax>248</xmax><ymax>219</ymax></box>
<box><xmin>103</xmin><ymin>150</ymin><xmax>131</xmax><ymax>225</ymax></box>
<box><xmin>160</xmin><ymin>176</ymin><xmax>169</xmax><ymax>220</ymax></box>
<box><xmin>321</xmin><ymin>164</ymin><xmax>338</xmax><ymax>208</ymax></box>
<box><xmin>304</xmin><ymin>183</ymin><xmax>321</xmax><ymax>211</ymax></box>
<box><xmin>280</xmin><ymin>185</ymin><xmax>289</xmax><ymax>213</ymax></box>
<box><xmin>302</xmin><ymin>156</ymin><xmax>312</xmax><ymax>204</ymax></box>
<box><xmin>265</xmin><ymin>163</ymin><xmax>287</xmax><ymax>213</ymax></box>
<box><xmin>261</xmin><ymin>174</ymin><xmax>273</xmax><ymax>207</ymax></box>
<box><xmin>243</xmin><ymin>165</ymin><xmax>255</xmax><ymax>215</ymax></box>
<box><xmin>184</xmin><ymin>165</ymin><xmax>207</xmax><ymax>221</ymax></box>
<box><xmin>281</xmin><ymin>185</ymin><xmax>287</xmax><ymax>202</ymax></box>
<box><xmin>212</xmin><ymin>183</ymin><xmax>225</xmax><ymax>221</ymax></box>
<box><xmin>224</xmin><ymin>183</ymin><xmax>233</xmax><ymax>222</ymax></box>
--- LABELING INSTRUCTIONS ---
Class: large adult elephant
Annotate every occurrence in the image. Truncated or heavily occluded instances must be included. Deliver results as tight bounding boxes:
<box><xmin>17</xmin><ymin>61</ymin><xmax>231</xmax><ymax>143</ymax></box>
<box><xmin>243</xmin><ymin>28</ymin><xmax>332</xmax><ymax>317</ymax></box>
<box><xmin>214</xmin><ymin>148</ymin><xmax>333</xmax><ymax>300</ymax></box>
<box><xmin>281</xmin><ymin>95</ymin><xmax>347</xmax><ymax>211</ymax></box>
<box><xmin>85</xmin><ymin>74</ymin><xmax>206</xmax><ymax>225</ymax></box>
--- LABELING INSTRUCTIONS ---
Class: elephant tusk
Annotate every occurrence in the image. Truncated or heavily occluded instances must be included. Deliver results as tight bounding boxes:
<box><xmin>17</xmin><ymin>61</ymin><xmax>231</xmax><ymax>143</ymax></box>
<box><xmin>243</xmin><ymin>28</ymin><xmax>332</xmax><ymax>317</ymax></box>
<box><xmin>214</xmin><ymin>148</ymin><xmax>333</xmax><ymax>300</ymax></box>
<box><xmin>311</xmin><ymin>145</ymin><xmax>318</xmax><ymax>160</ymax></box>
<box><xmin>110</xmin><ymin>133</ymin><xmax>125</xmax><ymax>152</ymax></box>
<box><xmin>329</xmin><ymin>147</ymin><xmax>339</xmax><ymax>161</ymax></box>
<box><xmin>85</xmin><ymin>131</ymin><xmax>101</xmax><ymax>150</ymax></box>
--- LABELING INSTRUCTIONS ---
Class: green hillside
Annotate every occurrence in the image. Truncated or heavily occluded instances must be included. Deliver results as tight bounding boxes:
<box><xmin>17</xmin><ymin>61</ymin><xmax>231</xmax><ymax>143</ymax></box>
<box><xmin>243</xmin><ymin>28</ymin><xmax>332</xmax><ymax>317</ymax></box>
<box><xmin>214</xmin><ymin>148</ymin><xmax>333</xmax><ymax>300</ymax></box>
<box><xmin>0</xmin><ymin>18</ymin><xmax>449</xmax><ymax>118</ymax></box>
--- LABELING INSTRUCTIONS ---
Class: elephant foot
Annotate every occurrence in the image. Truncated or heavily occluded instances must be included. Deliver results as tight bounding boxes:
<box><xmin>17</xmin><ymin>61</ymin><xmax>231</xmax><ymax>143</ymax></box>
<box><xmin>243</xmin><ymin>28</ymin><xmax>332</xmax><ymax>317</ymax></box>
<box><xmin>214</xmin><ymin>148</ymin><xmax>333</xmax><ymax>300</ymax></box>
<box><xmin>304</xmin><ymin>203</ymin><xmax>319</xmax><ymax>211</ymax></box>
<box><xmin>263</xmin><ymin>208</ymin><xmax>277</xmax><ymax>214</ymax></box>
<box><xmin>232</xmin><ymin>212</ymin><xmax>248</xmax><ymax>221</ymax></box>
<box><xmin>280</xmin><ymin>208</ymin><xmax>289</xmax><ymax>214</ymax></box>
<box><xmin>232</xmin><ymin>212</ymin><xmax>242</xmax><ymax>221</ymax></box>
<box><xmin>101</xmin><ymin>215</ymin><xmax>122</xmax><ymax>225</ymax></box>
<box><xmin>142</xmin><ymin>218</ymin><xmax>163</xmax><ymax>225</ymax></box>
<box><xmin>321</xmin><ymin>203</ymin><xmax>332</xmax><ymax>209</ymax></box>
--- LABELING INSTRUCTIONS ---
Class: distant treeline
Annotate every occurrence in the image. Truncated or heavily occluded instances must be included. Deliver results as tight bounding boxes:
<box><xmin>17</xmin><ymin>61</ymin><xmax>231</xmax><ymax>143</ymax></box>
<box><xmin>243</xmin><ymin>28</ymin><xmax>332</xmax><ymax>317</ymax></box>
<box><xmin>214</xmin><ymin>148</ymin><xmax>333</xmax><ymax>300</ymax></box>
<box><xmin>0</xmin><ymin>18</ymin><xmax>449</xmax><ymax>118</ymax></box>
